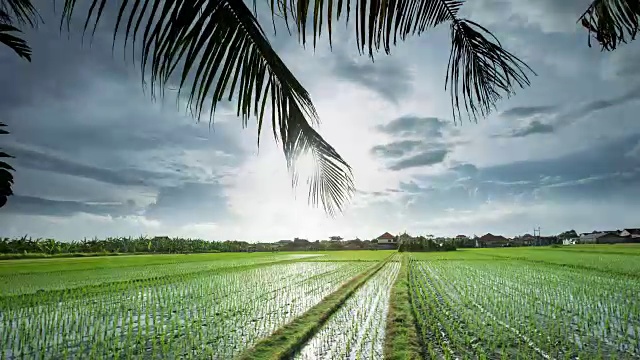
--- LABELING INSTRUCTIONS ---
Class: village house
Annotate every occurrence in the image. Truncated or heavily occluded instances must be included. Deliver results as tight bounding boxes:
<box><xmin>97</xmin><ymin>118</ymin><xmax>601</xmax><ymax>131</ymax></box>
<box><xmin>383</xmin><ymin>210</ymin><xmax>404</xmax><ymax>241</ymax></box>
<box><xmin>579</xmin><ymin>231</ymin><xmax>626</xmax><ymax>244</ymax></box>
<box><xmin>511</xmin><ymin>234</ymin><xmax>534</xmax><ymax>247</ymax></box>
<box><xmin>293</xmin><ymin>237</ymin><xmax>310</xmax><ymax>245</ymax></box>
<box><xmin>620</xmin><ymin>229</ymin><xmax>640</xmax><ymax>239</ymax></box>
<box><xmin>476</xmin><ymin>233</ymin><xmax>510</xmax><ymax>248</ymax></box>
<box><xmin>376</xmin><ymin>232</ymin><xmax>398</xmax><ymax>250</ymax></box>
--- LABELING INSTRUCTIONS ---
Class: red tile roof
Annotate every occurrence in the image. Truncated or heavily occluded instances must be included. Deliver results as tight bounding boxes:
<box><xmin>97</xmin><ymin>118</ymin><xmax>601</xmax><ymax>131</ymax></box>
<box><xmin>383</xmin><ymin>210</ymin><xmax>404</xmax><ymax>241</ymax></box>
<box><xmin>378</xmin><ymin>232</ymin><xmax>395</xmax><ymax>240</ymax></box>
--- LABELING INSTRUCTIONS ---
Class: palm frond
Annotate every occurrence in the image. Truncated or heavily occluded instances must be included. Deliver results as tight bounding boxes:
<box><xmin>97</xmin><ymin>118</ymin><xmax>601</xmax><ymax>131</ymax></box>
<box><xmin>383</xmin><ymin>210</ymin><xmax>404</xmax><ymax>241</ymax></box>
<box><xmin>60</xmin><ymin>0</ymin><xmax>355</xmax><ymax>215</ymax></box>
<box><xmin>579</xmin><ymin>0</ymin><xmax>640</xmax><ymax>51</ymax></box>
<box><xmin>447</xmin><ymin>19</ymin><xmax>533</xmax><ymax>123</ymax></box>
<box><xmin>275</xmin><ymin>0</ymin><xmax>463</xmax><ymax>55</ymax></box>
<box><xmin>0</xmin><ymin>23</ymin><xmax>30</xmax><ymax>60</ymax></box>
<box><xmin>272</xmin><ymin>0</ymin><xmax>533</xmax><ymax>122</ymax></box>
<box><xmin>0</xmin><ymin>122</ymin><xmax>14</xmax><ymax>209</ymax></box>
<box><xmin>284</xmin><ymin>107</ymin><xmax>354</xmax><ymax>215</ymax></box>
<box><xmin>0</xmin><ymin>0</ymin><xmax>40</xmax><ymax>27</ymax></box>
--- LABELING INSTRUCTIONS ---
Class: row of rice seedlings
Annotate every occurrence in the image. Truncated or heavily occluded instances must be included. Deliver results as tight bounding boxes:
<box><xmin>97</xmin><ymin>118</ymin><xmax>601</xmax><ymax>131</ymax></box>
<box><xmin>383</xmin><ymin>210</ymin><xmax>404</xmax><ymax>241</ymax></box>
<box><xmin>413</xmin><ymin>260</ymin><xmax>554</xmax><ymax>359</ymax></box>
<box><xmin>416</xmin><ymin>259</ymin><xmax>640</xmax><ymax>359</ymax></box>
<box><xmin>410</xmin><ymin>259</ymin><xmax>547</xmax><ymax>360</ymax></box>
<box><xmin>294</xmin><ymin>261</ymin><xmax>400</xmax><ymax>360</ymax></box>
<box><xmin>443</xmin><ymin>261</ymin><xmax>638</xmax><ymax>358</ymax></box>
<box><xmin>486</xmin><ymin>249</ymin><xmax>640</xmax><ymax>276</ymax></box>
<box><xmin>0</xmin><ymin>254</ymin><xmax>301</xmax><ymax>296</ymax></box>
<box><xmin>0</xmin><ymin>261</ymin><xmax>370</xmax><ymax>359</ymax></box>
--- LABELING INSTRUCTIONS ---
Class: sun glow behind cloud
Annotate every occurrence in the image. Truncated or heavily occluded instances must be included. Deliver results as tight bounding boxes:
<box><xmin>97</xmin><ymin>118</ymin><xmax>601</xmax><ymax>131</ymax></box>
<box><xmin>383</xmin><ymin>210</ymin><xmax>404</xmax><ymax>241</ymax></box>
<box><xmin>1</xmin><ymin>0</ymin><xmax>640</xmax><ymax>241</ymax></box>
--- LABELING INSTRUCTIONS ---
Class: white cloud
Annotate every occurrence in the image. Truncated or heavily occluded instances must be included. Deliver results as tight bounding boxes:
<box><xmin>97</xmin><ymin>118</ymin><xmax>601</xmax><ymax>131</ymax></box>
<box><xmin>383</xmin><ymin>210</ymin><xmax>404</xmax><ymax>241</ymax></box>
<box><xmin>462</xmin><ymin>0</ymin><xmax>592</xmax><ymax>34</ymax></box>
<box><xmin>3</xmin><ymin>3</ymin><xmax>640</xmax><ymax>241</ymax></box>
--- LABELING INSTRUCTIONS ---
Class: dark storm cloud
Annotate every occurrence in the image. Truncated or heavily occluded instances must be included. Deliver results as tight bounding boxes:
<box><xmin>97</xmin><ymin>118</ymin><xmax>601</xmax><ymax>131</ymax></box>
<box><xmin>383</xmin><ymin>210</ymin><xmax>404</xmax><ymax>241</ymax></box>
<box><xmin>370</xmin><ymin>140</ymin><xmax>423</xmax><ymax>158</ymax></box>
<box><xmin>4</xmin><ymin>195</ymin><xmax>138</xmax><ymax>217</ymax></box>
<box><xmin>568</xmin><ymin>86</ymin><xmax>640</xmax><ymax>119</ymax></box>
<box><xmin>500</xmin><ymin>105</ymin><xmax>558</xmax><ymax>119</ymax></box>
<box><xmin>5</xmin><ymin>145</ymin><xmax>147</xmax><ymax>186</ymax></box>
<box><xmin>332</xmin><ymin>52</ymin><xmax>412</xmax><ymax>104</ymax></box>
<box><xmin>372</xmin><ymin>115</ymin><xmax>459</xmax><ymax>170</ymax></box>
<box><xmin>0</xmin><ymin>3</ymin><xmax>244</xmax><ymax>224</ymax></box>
<box><xmin>608</xmin><ymin>46</ymin><xmax>640</xmax><ymax>80</ymax></box>
<box><xmin>400</xmin><ymin>133</ymin><xmax>640</xmax><ymax>210</ymax></box>
<box><xmin>477</xmin><ymin>134</ymin><xmax>640</xmax><ymax>194</ymax></box>
<box><xmin>376</xmin><ymin>116</ymin><xmax>449</xmax><ymax>138</ymax></box>
<box><xmin>144</xmin><ymin>182</ymin><xmax>230</xmax><ymax>225</ymax></box>
<box><xmin>494</xmin><ymin>86</ymin><xmax>640</xmax><ymax>138</ymax></box>
<box><xmin>389</xmin><ymin>149</ymin><xmax>448</xmax><ymax>171</ymax></box>
<box><xmin>449</xmin><ymin>163</ymin><xmax>479</xmax><ymax>176</ymax></box>
<box><xmin>497</xmin><ymin>120</ymin><xmax>556</xmax><ymax>138</ymax></box>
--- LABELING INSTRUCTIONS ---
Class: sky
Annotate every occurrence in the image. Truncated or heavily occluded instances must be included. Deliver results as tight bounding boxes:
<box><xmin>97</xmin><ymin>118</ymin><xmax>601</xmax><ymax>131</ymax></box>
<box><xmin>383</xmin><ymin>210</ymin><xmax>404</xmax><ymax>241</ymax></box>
<box><xmin>1</xmin><ymin>0</ymin><xmax>640</xmax><ymax>241</ymax></box>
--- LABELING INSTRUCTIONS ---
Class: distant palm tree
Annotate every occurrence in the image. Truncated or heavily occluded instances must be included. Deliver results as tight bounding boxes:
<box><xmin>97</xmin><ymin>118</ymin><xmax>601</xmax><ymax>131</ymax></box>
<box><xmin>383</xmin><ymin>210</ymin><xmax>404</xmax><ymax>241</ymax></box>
<box><xmin>0</xmin><ymin>0</ymin><xmax>637</xmax><ymax>212</ymax></box>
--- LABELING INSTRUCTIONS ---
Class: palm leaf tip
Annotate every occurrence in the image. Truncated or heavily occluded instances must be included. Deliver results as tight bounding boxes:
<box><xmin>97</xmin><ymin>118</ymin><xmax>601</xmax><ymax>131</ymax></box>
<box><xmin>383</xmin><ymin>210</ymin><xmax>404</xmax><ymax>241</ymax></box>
<box><xmin>0</xmin><ymin>24</ymin><xmax>31</xmax><ymax>61</ymax></box>
<box><xmin>0</xmin><ymin>122</ymin><xmax>14</xmax><ymax>209</ymax></box>
<box><xmin>60</xmin><ymin>0</ymin><xmax>354</xmax><ymax>215</ymax></box>
<box><xmin>271</xmin><ymin>0</ymin><xmax>466</xmax><ymax>57</ymax></box>
<box><xmin>579</xmin><ymin>0</ymin><xmax>640</xmax><ymax>51</ymax></box>
<box><xmin>282</xmin><ymin>103</ymin><xmax>355</xmax><ymax>216</ymax></box>
<box><xmin>446</xmin><ymin>19</ymin><xmax>535</xmax><ymax>124</ymax></box>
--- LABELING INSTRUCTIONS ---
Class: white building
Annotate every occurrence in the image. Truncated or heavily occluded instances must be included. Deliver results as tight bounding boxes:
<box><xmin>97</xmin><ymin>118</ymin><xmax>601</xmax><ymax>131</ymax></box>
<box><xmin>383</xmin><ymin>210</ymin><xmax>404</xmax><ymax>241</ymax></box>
<box><xmin>376</xmin><ymin>232</ymin><xmax>397</xmax><ymax>248</ymax></box>
<box><xmin>620</xmin><ymin>229</ymin><xmax>640</xmax><ymax>239</ymax></box>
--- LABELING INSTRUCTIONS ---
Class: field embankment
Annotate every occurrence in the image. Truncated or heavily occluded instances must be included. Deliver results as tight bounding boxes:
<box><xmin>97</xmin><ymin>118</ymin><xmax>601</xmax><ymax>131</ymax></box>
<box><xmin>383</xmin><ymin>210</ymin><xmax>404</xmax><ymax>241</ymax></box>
<box><xmin>238</xmin><ymin>255</ymin><xmax>392</xmax><ymax>360</ymax></box>
<box><xmin>384</xmin><ymin>254</ymin><xmax>422</xmax><ymax>360</ymax></box>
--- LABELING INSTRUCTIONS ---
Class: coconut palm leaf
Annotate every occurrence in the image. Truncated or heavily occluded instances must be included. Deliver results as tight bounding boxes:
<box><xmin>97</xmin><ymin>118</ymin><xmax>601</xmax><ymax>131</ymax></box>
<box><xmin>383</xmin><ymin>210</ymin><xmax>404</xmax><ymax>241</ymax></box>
<box><xmin>60</xmin><ymin>0</ymin><xmax>354</xmax><ymax>215</ymax></box>
<box><xmin>0</xmin><ymin>0</ymin><xmax>40</xmax><ymax>27</ymax></box>
<box><xmin>0</xmin><ymin>122</ymin><xmax>14</xmax><ymax>209</ymax></box>
<box><xmin>579</xmin><ymin>0</ymin><xmax>640</xmax><ymax>51</ymax></box>
<box><xmin>272</xmin><ymin>0</ymin><xmax>533</xmax><ymax>123</ymax></box>
<box><xmin>0</xmin><ymin>0</ymin><xmax>40</xmax><ymax>62</ymax></box>
<box><xmin>447</xmin><ymin>19</ymin><xmax>532</xmax><ymax>122</ymax></box>
<box><xmin>0</xmin><ymin>23</ymin><xmax>31</xmax><ymax>60</ymax></box>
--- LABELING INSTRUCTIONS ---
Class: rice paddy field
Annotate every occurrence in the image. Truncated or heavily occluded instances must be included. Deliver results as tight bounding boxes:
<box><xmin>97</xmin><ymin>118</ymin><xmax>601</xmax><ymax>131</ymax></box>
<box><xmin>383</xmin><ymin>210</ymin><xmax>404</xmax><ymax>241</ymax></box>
<box><xmin>1</xmin><ymin>245</ymin><xmax>639</xmax><ymax>359</ymax></box>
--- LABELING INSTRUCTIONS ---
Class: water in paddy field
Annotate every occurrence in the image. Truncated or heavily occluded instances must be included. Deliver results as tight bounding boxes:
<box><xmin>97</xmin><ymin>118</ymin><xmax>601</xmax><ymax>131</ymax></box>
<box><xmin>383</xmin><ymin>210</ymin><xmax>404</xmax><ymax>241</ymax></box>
<box><xmin>0</xmin><ymin>261</ymin><xmax>370</xmax><ymax>359</ymax></box>
<box><xmin>285</xmin><ymin>254</ymin><xmax>326</xmax><ymax>259</ymax></box>
<box><xmin>294</xmin><ymin>262</ymin><xmax>401</xmax><ymax>360</ymax></box>
<box><xmin>409</xmin><ymin>258</ymin><xmax>640</xmax><ymax>360</ymax></box>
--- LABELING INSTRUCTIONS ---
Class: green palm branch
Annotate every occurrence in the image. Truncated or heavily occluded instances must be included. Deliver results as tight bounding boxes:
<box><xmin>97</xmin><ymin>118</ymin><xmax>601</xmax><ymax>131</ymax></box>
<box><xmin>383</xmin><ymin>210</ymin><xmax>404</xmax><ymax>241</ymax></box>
<box><xmin>579</xmin><ymin>0</ymin><xmax>640</xmax><ymax>51</ymax></box>
<box><xmin>0</xmin><ymin>0</ymin><xmax>42</xmax><ymax>62</ymax></box>
<box><xmin>0</xmin><ymin>0</ymin><xmax>638</xmax><ymax>213</ymax></box>
<box><xmin>0</xmin><ymin>123</ymin><xmax>14</xmax><ymax>208</ymax></box>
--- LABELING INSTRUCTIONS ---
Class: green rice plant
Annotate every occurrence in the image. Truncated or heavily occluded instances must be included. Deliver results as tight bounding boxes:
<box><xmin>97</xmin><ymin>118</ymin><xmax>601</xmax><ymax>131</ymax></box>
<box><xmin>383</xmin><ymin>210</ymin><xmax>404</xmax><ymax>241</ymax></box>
<box><xmin>409</xmin><ymin>256</ymin><xmax>640</xmax><ymax>360</ymax></box>
<box><xmin>294</xmin><ymin>262</ymin><xmax>401</xmax><ymax>359</ymax></box>
<box><xmin>0</xmin><ymin>261</ymin><xmax>370</xmax><ymax>359</ymax></box>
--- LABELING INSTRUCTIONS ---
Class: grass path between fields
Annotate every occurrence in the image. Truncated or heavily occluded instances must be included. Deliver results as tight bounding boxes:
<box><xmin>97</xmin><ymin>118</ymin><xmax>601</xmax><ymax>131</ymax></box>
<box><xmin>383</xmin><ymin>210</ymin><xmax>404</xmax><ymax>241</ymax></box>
<box><xmin>238</xmin><ymin>255</ymin><xmax>393</xmax><ymax>360</ymax></box>
<box><xmin>384</xmin><ymin>254</ymin><xmax>423</xmax><ymax>360</ymax></box>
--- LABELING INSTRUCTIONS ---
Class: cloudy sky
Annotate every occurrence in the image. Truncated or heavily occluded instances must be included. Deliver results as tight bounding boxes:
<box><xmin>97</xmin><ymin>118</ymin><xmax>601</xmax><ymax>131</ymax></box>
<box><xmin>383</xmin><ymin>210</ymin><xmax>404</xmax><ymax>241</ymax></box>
<box><xmin>1</xmin><ymin>0</ymin><xmax>639</xmax><ymax>241</ymax></box>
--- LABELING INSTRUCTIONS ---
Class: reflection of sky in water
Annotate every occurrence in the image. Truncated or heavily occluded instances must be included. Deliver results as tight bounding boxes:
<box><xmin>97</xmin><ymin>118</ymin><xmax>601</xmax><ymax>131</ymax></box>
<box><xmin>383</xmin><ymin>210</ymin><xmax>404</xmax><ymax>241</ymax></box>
<box><xmin>1</xmin><ymin>261</ymin><xmax>367</xmax><ymax>359</ymax></box>
<box><xmin>295</xmin><ymin>262</ymin><xmax>400</xmax><ymax>360</ymax></box>
<box><xmin>284</xmin><ymin>254</ymin><xmax>325</xmax><ymax>260</ymax></box>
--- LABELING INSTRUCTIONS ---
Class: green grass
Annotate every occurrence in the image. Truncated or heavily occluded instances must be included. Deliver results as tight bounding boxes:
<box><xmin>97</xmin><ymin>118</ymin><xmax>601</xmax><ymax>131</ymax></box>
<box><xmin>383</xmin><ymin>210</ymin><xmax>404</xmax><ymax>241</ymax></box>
<box><xmin>238</xmin><ymin>256</ymin><xmax>391</xmax><ymax>360</ymax></box>
<box><xmin>384</xmin><ymin>254</ymin><xmax>422</xmax><ymax>360</ymax></box>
